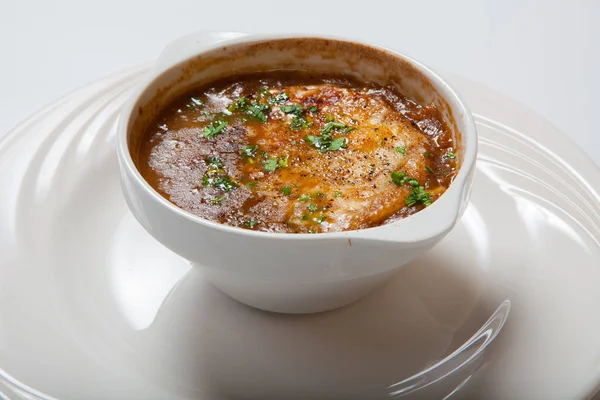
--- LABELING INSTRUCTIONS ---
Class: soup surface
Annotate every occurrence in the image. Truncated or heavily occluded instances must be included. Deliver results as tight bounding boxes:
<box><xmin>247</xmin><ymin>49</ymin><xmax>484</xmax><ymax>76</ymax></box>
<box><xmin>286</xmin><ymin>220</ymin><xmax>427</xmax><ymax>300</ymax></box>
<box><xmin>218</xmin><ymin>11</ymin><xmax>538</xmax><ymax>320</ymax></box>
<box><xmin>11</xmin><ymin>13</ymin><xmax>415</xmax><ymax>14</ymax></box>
<box><xmin>136</xmin><ymin>72</ymin><xmax>458</xmax><ymax>233</ymax></box>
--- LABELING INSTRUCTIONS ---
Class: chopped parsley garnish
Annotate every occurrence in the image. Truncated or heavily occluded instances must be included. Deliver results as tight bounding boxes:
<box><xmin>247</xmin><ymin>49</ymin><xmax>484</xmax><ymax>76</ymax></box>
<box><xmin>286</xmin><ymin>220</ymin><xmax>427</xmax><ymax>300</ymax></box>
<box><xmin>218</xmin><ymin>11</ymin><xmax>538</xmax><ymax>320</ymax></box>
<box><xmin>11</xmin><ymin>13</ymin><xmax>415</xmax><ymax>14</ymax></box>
<box><xmin>406</xmin><ymin>186</ymin><xmax>432</xmax><ymax>207</ymax></box>
<box><xmin>300</xmin><ymin>214</ymin><xmax>309</xmax><ymax>221</ymax></box>
<box><xmin>245</xmin><ymin>181</ymin><xmax>258</xmax><ymax>186</ymax></box>
<box><xmin>391</xmin><ymin>171</ymin><xmax>432</xmax><ymax>207</ymax></box>
<box><xmin>262</xmin><ymin>155</ymin><xmax>289</xmax><ymax>172</ymax></box>
<box><xmin>325</xmin><ymin>114</ymin><xmax>334</xmax><ymax>122</ymax></box>
<box><xmin>229</xmin><ymin>97</ymin><xmax>270</xmax><ymax>122</ymax></box>
<box><xmin>281</xmin><ymin>104</ymin><xmax>304</xmax><ymax>114</ymax></box>
<box><xmin>298</xmin><ymin>194</ymin><xmax>310</xmax><ymax>201</ymax></box>
<box><xmin>304</xmin><ymin>135</ymin><xmax>347</xmax><ymax>152</ymax></box>
<box><xmin>203</xmin><ymin>158</ymin><xmax>236</xmax><ymax>191</ymax></box>
<box><xmin>321</xmin><ymin>121</ymin><xmax>355</xmax><ymax>135</ymax></box>
<box><xmin>228</xmin><ymin>97</ymin><xmax>247</xmax><ymax>111</ymax></box>
<box><xmin>445</xmin><ymin>152</ymin><xmax>456</xmax><ymax>159</ymax></box>
<box><xmin>203</xmin><ymin>120</ymin><xmax>228</xmax><ymax>139</ymax></box>
<box><xmin>423</xmin><ymin>152</ymin><xmax>431</xmax><ymax>158</ymax></box>
<box><xmin>206</xmin><ymin>157</ymin><xmax>222</xmax><ymax>168</ymax></box>
<box><xmin>305</xmin><ymin>117</ymin><xmax>355</xmax><ymax>152</ymax></box>
<box><xmin>333</xmin><ymin>191</ymin><xmax>341</xmax><ymax>198</ymax></box>
<box><xmin>395</xmin><ymin>147</ymin><xmax>406</xmax><ymax>154</ymax></box>
<box><xmin>241</xmin><ymin>144</ymin><xmax>259</xmax><ymax>158</ymax></box>
<box><xmin>282</xmin><ymin>186</ymin><xmax>292</xmax><ymax>195</ymax></box>
<box><xmin>281</xmin><ymin>103</ymin><xmax>312</xmax><ymax>131</ymax></box>
<box><xmin>268</xmin><ymin>92</ymin><xmax>289</xmax><ymax>104</ymax></box>
<box><xmin>316</xmin><ymin>215</ymin><xmax>327</xmax><ymax>223</ymax></box>
<box><xmin>260</xmin><ymin>89</ymin><xmax>269</xmax><ymax>95</ymax></box>
<box><xmin>278</xmin><ymin>154</ymin><xmax>289</xmax><ymax>168</ymax></box>
<box><xmin>263</xmin><ymin>159</ymin><xmax>278</xmax><ymax>172</ymax></box>
<box><xmin>246</xmin><ymin>102</ymin><xmax>270</xmax><ymax>122</ymax></box>
<box><xmin>290</xmin><ymin>116</ymin><xmax>312</xmax><ymax>130</ymax></box>
<box><xmin>202</xmin><ymin>175</ymin><xmax>237</xmax><ymax>192</ymax></box>
<box><xmin>425</xmin><ymin>165</ymin><xmax>434</xmax><ymax>174</ymax></box>
<box><xmin>244</xmin><ymin>219</ymin><xmax>258</xmax><ymax>228</ymax></box>
<box><xmin>308</xmin><ymin>203</ymin><xmax>318</xmax><ymax>212</ymax></box>
<box><xmin>308</xmin><ymin>106</ymin><xmax>318</xmax><ymax>114</ymax></box>
<box><xmin>391</xmin><ymin>171</ymin><xmax>409</xmax><ymax>186</ymax></box>
<box><xmin>211</xmin><ymin>196</ymin><xmax>225</xmax><ymax>204</ymax></box>
<box><xmin>407</xmin><ymin>178</ymin><xmax>420</xmax><ymax>187</ymax></box>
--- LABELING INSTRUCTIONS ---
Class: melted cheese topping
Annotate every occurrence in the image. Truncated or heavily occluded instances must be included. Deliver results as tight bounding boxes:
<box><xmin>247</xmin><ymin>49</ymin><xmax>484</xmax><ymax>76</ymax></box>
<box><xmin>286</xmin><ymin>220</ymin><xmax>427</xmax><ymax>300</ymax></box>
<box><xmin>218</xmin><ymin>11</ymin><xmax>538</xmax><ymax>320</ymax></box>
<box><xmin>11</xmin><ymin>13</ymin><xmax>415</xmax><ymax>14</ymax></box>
<box><xmin>137</xmin><ymin>72</ymin><xmax>457</xmax><ymax>233</ymax></box>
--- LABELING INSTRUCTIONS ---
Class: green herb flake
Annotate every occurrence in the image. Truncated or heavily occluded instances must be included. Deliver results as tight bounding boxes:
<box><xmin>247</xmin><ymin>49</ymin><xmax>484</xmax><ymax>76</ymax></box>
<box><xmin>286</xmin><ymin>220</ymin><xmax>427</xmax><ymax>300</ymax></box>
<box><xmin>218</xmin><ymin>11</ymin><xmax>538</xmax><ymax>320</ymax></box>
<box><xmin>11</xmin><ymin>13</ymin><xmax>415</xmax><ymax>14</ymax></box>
<box><xmin>423</xmin><ymin>152</ymin><xmax>431</xmax><ymax>158</ymax></box>
<box><xmin>290</xmin><ymin>116</ymin><xmax>313</xmax><ymax>130</ymax></box>
<box><xmin>390</xmin><ymin>171</ymin><xmax>432</xmax><ymax>207</ymax></box>
<box><xmin>260</xmin><ymin>89</ymin><xmax>269</xmax><ymax>95</ymax></box>
<box><xmin>281</xmin><ymin>104</ymin><xmax>304</xmax><ymax>114</ymax></box>
<box><xmin>321</xmin><ymin>121</ymin><xmax>355</xmax><ymax>135</ymax></box>
<box><xmin>278</xmin><ymin>154</ymin><xmax>289</xmax><ymax>168</ymax></box>
<box><xmin>313</xmin><ymin>192</ymin><xmax>325</xmax><ymax>199</ymax></box>
<box><xmin>407</xmin><ymin>178</ymin><xmax>420</xmax><ymax>187</ymax></box>
<box><xmin>325</xmin><ymin>114</ymin><xmax>334</xmax><ymax>122</ymax></box>
<box><xmin>395</xmin><ymin>147</ymin><xmax>406</xmax><ymax>154</ymax></box>
<box><xmin>245</xmin><ymin>181</ymin><xmax>259</xmax><ymax>187</ymax></box>
<box><xmin>281</xmin><ymin>103</ymin><xmax>312</xmax><ymax>131</ymax></box>
<box><xmin>269</xmin><ymin>92</ymin><xmax>289</xmax><ymax>104</ymax></box>
<box><xmin>391</xmin><ymin>171</ymin><xmax>408</xmax><ymax>186</ymax></box>
<box><xmin>241</xmin><ymin>144</ymin><xmax>259</xmax><ymax>158</ymax></box>
<box><xmin>426</xmin><ymin>165</ymin><xmax>434</xmax><ymax>174</ymax></box>
<box><xmin>300</xmin><ymin>214</ymin><xmax>309</xmax><ymax>221</ymax></box>
<box><xmin>446</xmin><ymin>152</ymin><xmax>456</xmax><ymax>159</ymax></box>
<box><xmin>246</xmin><ymin>102</ymin><xmax>270</xmax><ymax>122</ymax></box>
<box><xmin>203</xmin><ymin>175</ymin><xmax>237</xmax><ymax>192</ymax></box>
<box><xmin>228</xmin><ymin>97</ymin><xmax>247</xmax><ymax>112</ymax></box>
<box><xmin>308</xmin><ymin>203</ymin><xmax>318</xmax><ymax>212</ymax></box>
<box><xmin>316</xmin><ymin>215</ymin><xmax>327</xmax><ymax>223</ymax></box>
<box><xmin>333</xmin><ymin>191</ymin><xmax>341</xmax><ymax>198</ymax></box>
<box><xmin>304</xmin><ymin>117</ymin><xmax>352</xmax><ymax>153</ymax></box>
<box><xmin>308</xmin><ymin>106</ymin><xmax>318</xmax><ymax>113</ymax></box>
<box><xmin>229</xmin><ymin>97</ymin><xmax>270</xmax><ymax>122</ymax></box>
<box><xmin>203</xmin><ymin>120</ymin><xmax>229</xmax><ymax>139</ymax></box>
<box><xmin>282</xmin><ymin>186</ymin><xmax>292</xmax><ymax>195</ymax></box>
<box><xmin>244</xmin><ymin>219</ymin><xmax>258</xmax><ymax>228</ymax></box>
<box><xmin>406</xmin><ymin>186</ymin><xmax>432</xmax><ymax>207</ymax></box>
<box><xmin>328</xmin><ymin>137</ymin><xmax>348</xmax><ymax>151</ymax></box>
<box><xmin>211</xmin><ymin>196</ymin><xmax>225</xmax><ymax>204</ymax></box>
<box><xmin>263</xmin><ymin>159</ymin><xmax>278</xmax><ymax>173</ymax></box>
<box><xmin>206</xmin><ymin>157</ymin><xmax>222</xmax><ymax>168</ymax></box>
<box><xmin>298</xmin><ymin>194</ymin><xmax>310</xmax><ymax>201</ymax></box>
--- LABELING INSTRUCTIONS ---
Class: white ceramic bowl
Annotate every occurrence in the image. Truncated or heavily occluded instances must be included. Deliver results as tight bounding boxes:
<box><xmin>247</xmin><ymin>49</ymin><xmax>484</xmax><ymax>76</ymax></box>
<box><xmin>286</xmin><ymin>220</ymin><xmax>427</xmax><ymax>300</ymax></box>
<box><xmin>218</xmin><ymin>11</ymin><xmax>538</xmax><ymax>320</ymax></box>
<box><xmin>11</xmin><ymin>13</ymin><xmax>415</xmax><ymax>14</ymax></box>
<box><xmin>116</xmin><ymin>32</ymin><xmax>477</xmax><ymax>314</ymax></box>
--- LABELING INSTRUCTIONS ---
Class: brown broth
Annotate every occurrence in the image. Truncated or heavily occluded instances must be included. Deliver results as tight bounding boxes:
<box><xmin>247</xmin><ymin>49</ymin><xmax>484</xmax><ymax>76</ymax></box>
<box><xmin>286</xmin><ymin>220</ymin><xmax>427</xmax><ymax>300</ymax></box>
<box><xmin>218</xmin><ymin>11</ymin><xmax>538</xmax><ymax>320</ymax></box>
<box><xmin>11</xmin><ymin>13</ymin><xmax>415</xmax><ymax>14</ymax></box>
<box><xmin>135</xmin><ymin>71</ymin><xmax>458</xmax><ymax>233</ymax></box>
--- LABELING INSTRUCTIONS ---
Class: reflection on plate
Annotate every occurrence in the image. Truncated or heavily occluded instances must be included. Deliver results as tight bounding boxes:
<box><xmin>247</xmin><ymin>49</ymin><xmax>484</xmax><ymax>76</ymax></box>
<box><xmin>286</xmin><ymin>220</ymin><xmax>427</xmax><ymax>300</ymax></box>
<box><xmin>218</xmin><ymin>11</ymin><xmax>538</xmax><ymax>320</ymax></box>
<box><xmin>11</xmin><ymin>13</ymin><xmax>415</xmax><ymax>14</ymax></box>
<box><xmin>0</xmin><ymin>67</ymin><xmax>599</xmax><ymax>400</ymax></box>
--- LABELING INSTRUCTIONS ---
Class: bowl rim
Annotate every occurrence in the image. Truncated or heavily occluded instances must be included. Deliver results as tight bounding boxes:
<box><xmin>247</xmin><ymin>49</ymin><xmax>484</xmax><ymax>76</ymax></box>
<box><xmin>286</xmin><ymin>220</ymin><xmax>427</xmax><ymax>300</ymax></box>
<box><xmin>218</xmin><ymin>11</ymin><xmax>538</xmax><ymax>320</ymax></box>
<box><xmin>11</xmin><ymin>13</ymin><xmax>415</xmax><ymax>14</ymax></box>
<box><xmin>116</xmin><ymin>31</ymin><xmax>478</xmax><ymax>242</ymax></box>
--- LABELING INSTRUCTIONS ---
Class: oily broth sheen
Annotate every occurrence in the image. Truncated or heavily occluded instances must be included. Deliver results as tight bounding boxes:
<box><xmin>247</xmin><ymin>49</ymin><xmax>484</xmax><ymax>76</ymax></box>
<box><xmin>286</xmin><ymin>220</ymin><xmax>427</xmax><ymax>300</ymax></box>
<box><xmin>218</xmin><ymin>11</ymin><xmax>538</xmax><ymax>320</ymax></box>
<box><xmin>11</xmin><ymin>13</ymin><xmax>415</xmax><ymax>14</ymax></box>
<box><xmin>136</xmin><ymin>71</ymin><xmax>458</xmax><ymax>233</ymax></box>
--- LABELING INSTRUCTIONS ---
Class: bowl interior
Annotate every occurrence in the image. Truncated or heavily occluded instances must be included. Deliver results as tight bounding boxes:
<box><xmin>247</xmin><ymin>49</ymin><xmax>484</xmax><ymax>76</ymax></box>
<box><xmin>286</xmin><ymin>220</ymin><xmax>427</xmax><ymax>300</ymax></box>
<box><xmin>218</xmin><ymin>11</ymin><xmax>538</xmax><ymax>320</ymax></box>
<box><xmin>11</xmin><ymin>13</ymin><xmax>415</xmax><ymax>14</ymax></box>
<box><xmin>127</xmin><ymin>37</ymin><xmax>464</xmax><ymax>170</ymax></box>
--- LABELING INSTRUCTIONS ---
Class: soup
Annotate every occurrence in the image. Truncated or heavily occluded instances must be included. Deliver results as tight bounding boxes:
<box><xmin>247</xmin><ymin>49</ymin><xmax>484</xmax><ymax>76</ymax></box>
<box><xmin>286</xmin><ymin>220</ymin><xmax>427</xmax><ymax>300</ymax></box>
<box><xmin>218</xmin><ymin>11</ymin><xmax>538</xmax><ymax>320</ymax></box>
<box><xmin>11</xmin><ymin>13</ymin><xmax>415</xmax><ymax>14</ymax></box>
<box><xmin>135</xmin><ymin>71</ymin><xmax>458</xmax><ymax>233</ymax></box>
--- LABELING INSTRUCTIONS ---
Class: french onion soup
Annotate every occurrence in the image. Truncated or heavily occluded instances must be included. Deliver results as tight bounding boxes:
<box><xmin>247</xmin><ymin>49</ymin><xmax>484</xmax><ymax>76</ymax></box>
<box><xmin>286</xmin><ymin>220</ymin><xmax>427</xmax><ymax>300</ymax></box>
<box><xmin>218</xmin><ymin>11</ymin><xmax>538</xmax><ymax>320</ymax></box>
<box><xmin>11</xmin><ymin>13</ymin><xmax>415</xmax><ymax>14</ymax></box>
<box><xmin>135</xmin><ymin>71</ymin><xmax>458</xmax><ymax>233</ymax></box>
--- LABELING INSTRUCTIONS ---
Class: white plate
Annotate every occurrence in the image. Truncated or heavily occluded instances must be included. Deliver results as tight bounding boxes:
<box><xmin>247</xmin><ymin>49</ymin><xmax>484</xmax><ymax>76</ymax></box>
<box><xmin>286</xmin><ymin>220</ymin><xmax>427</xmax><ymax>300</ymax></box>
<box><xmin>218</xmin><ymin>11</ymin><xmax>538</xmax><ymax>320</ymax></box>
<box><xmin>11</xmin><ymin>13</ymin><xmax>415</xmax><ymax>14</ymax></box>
<box><xmin>1</xmin><ymin>67</ymin><xmax>600</xmax><ymax>400</ymax></box>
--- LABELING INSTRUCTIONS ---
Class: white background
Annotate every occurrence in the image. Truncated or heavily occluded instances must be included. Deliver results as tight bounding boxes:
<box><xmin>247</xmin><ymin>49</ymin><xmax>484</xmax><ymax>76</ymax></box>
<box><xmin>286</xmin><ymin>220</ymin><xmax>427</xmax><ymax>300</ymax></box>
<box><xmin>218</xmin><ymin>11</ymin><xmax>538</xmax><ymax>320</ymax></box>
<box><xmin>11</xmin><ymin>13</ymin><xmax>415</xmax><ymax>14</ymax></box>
<box><xmin>2</xmin><ymin>0</ymin><xmax>599</xmax><ymax>165</ymax></box>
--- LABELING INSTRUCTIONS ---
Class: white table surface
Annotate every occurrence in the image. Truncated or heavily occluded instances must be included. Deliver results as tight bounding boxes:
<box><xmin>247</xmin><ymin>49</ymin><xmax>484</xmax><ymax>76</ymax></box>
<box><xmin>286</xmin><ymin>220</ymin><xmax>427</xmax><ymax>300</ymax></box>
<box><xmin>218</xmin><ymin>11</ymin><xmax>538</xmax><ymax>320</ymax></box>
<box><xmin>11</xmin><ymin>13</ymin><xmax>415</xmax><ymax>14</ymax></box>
<box><xmin>2</xmin><ymin>0</ymin><xmax>599</xmax><ymax>166</ymax></box>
